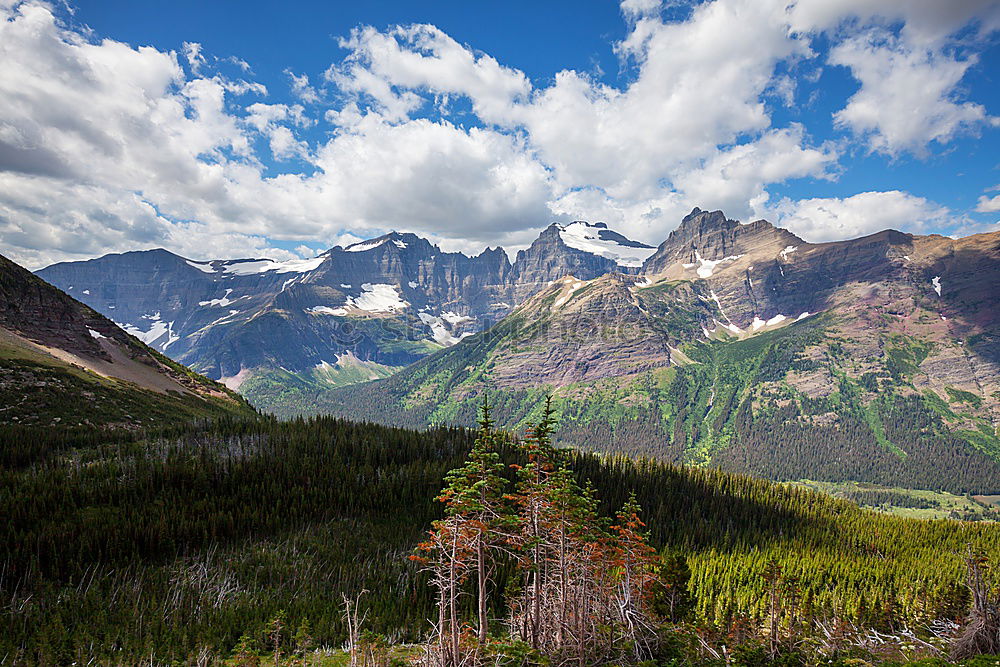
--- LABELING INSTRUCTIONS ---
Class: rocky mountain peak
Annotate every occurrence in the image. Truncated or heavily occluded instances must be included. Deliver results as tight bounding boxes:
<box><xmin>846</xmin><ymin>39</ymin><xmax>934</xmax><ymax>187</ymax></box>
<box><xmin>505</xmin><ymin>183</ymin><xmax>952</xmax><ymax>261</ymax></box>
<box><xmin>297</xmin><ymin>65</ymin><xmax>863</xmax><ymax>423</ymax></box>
<box><xmin>510</xmin><ymin>220</ymin><xmax>654</xmax><ymax>301</ymax></box>
<box><xmin>643</xmin><ymin>209</ymin><xmax>804</xmax><ymax>276</ymax></box>
<box><xmin>340</xmin><ymin>230</ymin><xmax>435</xmax><ymax>255</ymax></box>
<box><xmin>671</xmin><ymin>207</ymin><xmax>736</xmax><ymax>238</ymax></box>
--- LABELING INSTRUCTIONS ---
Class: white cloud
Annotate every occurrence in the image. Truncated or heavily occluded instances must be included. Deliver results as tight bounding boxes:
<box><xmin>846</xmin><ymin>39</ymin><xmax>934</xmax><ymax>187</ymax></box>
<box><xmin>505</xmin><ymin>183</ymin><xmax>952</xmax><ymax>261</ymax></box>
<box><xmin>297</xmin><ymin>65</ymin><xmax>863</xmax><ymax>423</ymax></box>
<box><xmin>829</xmin><ymin>31</ymin><xmax>992</xmax><ymax>155</ymax></box>
<box><xmin>674</xmin><ymin>125</ymin><xmax>838</xmax><ymax>220</ymax></box>
<box><xmin>327</xmin><ymin>24</ymin><xmax>531</xmax><ymax>123</ymax></box>
<box><xmin>976</xmin><ymin>194</ymin><xmax>1000</xmax><ymax>213</ymax></box>
<box><xmin>182</xmin><ymin>41</ymin><xmax>205</xmax><ymax>73</ymax></box>
<box><xmin>770</xmin><ymin>190</ymin><xmax>951</xmax><ymax>242</ymax></box>
<box><xmin>789</xmin><ymin>0</ymin><xmax>1000</xmax><ymax>48</ymax></box>
<box><xmin>286</xmin><ymin>70</ymin><xmax>319</xmax><ymax>103</ymax></box>
<box><xmin>308</xmin><ymin>117</ymin><xmax>554</xmax><ymax>240</ymax></box>
<box><xmin>620</xmin><ymin>0</ymin><xmax>661</xmax><ymax>19</ymax></box>
<box><xmin>505</xmin><ymin>0</ymin><xmax>810</xmax><ymax>200</ymax></box>
<box><xmin>244</xmin><ymin>102</ymin><xmax>312</xmax><ymax>160</ymax></box>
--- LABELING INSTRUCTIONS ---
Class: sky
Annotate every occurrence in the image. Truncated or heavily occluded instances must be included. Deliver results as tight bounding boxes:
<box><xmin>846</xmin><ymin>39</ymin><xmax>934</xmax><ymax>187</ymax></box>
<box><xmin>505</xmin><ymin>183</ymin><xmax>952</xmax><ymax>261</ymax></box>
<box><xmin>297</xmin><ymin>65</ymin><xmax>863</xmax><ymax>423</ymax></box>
<box><xmin>1</xmin><ymin>0</ymin><xmax>999</xmax><ymax>269</ymax></box>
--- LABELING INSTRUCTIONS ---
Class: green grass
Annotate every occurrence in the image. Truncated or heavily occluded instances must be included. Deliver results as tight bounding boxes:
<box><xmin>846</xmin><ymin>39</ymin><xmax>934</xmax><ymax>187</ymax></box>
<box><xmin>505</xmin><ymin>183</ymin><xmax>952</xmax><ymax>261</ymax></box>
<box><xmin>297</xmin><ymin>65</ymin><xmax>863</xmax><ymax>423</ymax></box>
<box><xmin>792</xmin><ymin>480</ymin><xmax>1000</xmax><ymax>521</ymax></box>
<box><xmin>0</xmin><ymin>340</ymin><xmax>253</xmax><ymax>428</ymax></box>
<box><xmin>947</xmin><ymin>386</ymin><xmax>984</xmax><ymax>408</ymax></box>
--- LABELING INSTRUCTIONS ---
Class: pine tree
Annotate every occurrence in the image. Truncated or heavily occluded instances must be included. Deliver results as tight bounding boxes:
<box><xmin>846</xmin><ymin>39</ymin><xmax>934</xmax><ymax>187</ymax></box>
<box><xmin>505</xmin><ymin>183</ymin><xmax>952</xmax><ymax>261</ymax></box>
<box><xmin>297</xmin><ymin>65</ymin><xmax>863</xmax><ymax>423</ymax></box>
<box><xmin>611</xmin><ymin>493</ymin><xmax>660</xmax><ymax>662</ymax></box>
<box><xmin>414</xmin><ymin>396</ymin><xmax>512</xmax><ymax>664</ymax></box>
<box><xmin>436</xmin><ymin>395</ymin><xmax>511</xmax><ymax>642</ymax></box>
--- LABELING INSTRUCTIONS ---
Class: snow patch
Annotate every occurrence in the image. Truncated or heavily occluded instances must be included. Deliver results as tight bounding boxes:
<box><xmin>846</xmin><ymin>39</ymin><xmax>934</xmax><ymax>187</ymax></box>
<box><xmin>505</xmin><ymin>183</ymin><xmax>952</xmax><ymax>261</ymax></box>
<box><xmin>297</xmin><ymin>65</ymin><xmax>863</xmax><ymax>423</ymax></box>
<box><xmin>344</xmin><ymin>239</ymin><xmax>386</xmax><ymax>252</ymax></box>
<box><xmin>408</xmin><ymin>281</ymin><xmax>418</xmax><ymax>288</ymax></box>
<box><xmin>186</xmin><ymin>260</ymin><xmax>217</xmax><ymax>274</ymax></box>
<box><xmin>118</xmin><ymin>314</ymin><xmax>179</xmax><ymax>350</ymax></box>
<box><xmin>308</xmin><ymin>306</ymin><xmax>348</xmax><ymax>317</ymax></box>
<box><xmin>557</xmin><ymin>222</ymin><xmax>657</xmax><ymax>268</ymax></box>
<box><xmin>796</xmin><ymin>312</ymin><xmax>811</xmax><ymax>320</ymax></box>
<box><xmin>554</xmin><ymin>280</ymin><xmax>586</xmax><ymax>308</ymax></box>
<box><xmin>393</xmin><ymin>239</ymin><xmax>408</xmax><ymax>249</ymax></box>
<box><xmin>87</xmin><ymin>328</ymin><xmax>105</xmax><ymax>339</ymax></box>
<box><xmin>418</xmin><ymin>312</ymin><xmax>472</xmax><ymax>346</ymax></box>
<box><xmin>340</xmin><ymin>284</ymin><xmax>352</xmax><ymax>288</ymax></box>
<box><xmin>693</xmin><ymin>251</ymin><xmax>743</xmax><ymax>278</ymax></box>
<box><xmin>765</xmin><ymin>314</ymin><xmax>786</xmax><ymax>326</ymax></box>
<box><xmin>441</xmin><ymin>311</ymin><xmax>474</xmax><ymax>325</ymax></box>
<box><xmin>931</xmin><ymin>276</ymin><xmax>942</xmax><ymax>296</ymax></box>
<box><xmin>220</xmin><ymin>256</ymin><xmax>324</xmax><ymax>275</ymax></box>
<box><xmin>779</xmin><ymin>246</ymin><xmax>798</xmax><ymax>261</ymax></box>
<box><xmin>709</xmin><ymin>290</ymin><xmax>737</xmax><ymax>327</ymax></box>
<box><xmin>713</xmin><ymin>318</ymin><xmax>742</xmax><ymax>335</ymax></box>
<box><xmin>161</xmin><ymin>322</ymin><xmax>180</xmax><ymax>350</ymax></box>
<box><xmin>751</xmin><ymin>316</ymin><xmax>766</xmax><ymax>331</ymax></box>
<box><xmin>350</xmin><ymin>283</ymin><xmax>408</xmax><ymax>312</ymax></box>
<box><xmin>199</xmin><ymin>288</ymin><xmax>235</xmax><ymax>307</ymax></box>
<box><xmin>82</xmin><ymin>289</ymin><xmax>90</xmax><ymax>295</ymax></box>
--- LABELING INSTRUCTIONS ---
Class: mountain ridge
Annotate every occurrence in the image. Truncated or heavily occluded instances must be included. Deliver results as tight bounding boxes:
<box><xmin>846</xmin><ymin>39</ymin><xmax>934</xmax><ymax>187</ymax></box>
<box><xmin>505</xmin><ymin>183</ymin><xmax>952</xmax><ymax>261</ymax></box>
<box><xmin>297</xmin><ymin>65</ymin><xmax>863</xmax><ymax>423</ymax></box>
<box><xmin>0</xmin><ymin>252</ymin><xmax>254</xmax><ymax>429</ymax></box>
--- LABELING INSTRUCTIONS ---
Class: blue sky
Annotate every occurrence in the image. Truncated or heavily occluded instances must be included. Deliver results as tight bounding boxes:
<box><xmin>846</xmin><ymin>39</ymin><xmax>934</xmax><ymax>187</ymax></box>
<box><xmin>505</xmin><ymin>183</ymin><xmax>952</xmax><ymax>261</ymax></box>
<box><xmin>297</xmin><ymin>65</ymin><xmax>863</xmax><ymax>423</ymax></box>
<box><xmin>1</xmin><ymin>0</ymin><xmax>998</xmax><ymax>268</ymax></box>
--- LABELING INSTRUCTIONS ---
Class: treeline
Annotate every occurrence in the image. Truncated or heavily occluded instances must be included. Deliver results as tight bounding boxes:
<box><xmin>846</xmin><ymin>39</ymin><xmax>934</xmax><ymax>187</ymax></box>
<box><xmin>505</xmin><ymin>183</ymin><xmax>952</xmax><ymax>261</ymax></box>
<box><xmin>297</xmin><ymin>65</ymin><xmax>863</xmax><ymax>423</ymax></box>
<box><xmin>3</xmin><ymin>415</ymin><xmax>1000</xmax><ymax>663</ymax></box>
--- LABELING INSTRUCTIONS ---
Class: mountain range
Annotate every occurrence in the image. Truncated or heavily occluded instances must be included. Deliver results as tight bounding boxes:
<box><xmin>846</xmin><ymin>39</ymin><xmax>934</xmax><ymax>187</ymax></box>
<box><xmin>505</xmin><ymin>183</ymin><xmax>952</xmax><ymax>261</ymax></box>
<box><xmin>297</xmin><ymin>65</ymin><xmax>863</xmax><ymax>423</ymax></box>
<box><xmin>33</xmin><ymin>208</ymin><xmax>1000</xmax><ymax>490</ymax></box>
<box><xmin>35</xmin><ymin>220</ymin><xmax>658</xmax><ymax>402</ymax></box>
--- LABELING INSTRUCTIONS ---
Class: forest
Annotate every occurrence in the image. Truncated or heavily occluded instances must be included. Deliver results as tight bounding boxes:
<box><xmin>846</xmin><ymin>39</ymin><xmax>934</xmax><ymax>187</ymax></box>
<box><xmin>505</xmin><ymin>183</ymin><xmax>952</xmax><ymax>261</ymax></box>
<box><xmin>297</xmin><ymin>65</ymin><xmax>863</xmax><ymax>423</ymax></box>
<box><xmin>3</xmin><ymin>404</ymin><xmax>1000</xmax><ymax>665</ymax></box>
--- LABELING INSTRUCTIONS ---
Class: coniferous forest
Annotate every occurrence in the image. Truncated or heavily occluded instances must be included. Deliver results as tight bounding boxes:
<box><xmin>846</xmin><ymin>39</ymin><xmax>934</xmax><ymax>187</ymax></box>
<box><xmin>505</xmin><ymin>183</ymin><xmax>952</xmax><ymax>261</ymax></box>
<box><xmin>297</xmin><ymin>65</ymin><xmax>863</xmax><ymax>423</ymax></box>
<box><xmin>3</xmin><ymin>406</ymin><xmax>1000</xmax><ymax>666</ymax></box>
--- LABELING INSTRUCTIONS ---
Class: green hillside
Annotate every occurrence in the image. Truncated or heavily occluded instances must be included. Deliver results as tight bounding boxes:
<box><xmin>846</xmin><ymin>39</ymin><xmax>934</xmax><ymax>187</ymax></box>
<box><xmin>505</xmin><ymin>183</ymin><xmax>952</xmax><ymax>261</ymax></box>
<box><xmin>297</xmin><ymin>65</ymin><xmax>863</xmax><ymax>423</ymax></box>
<box><xmin>316</xmin><ymin>307</ymin><xmax>1000</xmax><ymax>494</ymax></box>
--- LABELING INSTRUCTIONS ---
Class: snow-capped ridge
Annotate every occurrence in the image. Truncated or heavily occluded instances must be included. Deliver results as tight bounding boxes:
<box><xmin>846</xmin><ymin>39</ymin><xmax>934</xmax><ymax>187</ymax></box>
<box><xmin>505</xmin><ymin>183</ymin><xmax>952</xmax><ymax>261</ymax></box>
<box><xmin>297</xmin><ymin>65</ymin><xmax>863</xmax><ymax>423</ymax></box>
<box><xmin>556</xmin><ymin>221</ymin><xmax>657</xmax><ymax>268</ymax></box>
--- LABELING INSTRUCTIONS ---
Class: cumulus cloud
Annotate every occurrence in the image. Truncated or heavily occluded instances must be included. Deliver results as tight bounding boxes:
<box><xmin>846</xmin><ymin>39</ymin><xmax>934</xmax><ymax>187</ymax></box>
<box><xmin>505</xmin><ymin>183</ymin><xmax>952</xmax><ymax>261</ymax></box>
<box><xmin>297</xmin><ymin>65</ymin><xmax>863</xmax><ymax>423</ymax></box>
<box><xmin>286</xmin><ymin>70</ymin><xmax>320</xmax><ymax>103</ymax></box>
<box><xmin>327</xmin><ymin>24</ymin><xmax>531</xmax><ymax>123</ymax></box>
<box><xmin>770</xmin><ymin>191</ymin><xmax>951</xmax><ymax>242</ymax></box>
<box><xmin>0</xmin><ymin>0</ymin><xmax>997</xmax><ymax>269</ymax></box>
<box><xmin>829</xmin><ymin>32</ymin><xmax>992</xmax><ymax>155</ymax></box>
<box><xmin>976</xmin><ymin>194</ymin><xmax>1000</xmax><ymax>213</ymax></box>
<box><xmin>620</xmin><ymin>0</ymin><xmax>662</xmax><ymax>19</ymax></box>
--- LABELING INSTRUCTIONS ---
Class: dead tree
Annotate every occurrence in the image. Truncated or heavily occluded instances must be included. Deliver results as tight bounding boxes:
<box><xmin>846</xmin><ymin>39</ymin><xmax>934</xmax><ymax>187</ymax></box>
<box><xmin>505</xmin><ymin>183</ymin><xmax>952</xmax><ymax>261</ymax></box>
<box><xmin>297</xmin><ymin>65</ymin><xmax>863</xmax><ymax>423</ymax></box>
<box><xmin>951</xmin><ymin>549</ymin><xmax>1000</xmax><ymax>660</ymax></box>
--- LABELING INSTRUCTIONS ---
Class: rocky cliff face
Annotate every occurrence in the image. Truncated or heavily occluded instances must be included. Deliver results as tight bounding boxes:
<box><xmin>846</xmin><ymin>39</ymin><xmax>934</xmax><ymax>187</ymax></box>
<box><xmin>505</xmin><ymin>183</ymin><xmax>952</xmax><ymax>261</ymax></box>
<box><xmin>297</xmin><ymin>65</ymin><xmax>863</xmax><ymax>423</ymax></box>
<box><xmin>38</xmin><ymin>232</ymin><xmax>520</xmax><ymax>388</ymax></box>
<box><xmin>311</xmin><ymin>210</ymin><xmax>1000</xmax><ymax>492</ymax></box>
<box><xmin>36</xmin><ymin>210</ymin><xmax>1000</xmax><ymax>446</ymax></box>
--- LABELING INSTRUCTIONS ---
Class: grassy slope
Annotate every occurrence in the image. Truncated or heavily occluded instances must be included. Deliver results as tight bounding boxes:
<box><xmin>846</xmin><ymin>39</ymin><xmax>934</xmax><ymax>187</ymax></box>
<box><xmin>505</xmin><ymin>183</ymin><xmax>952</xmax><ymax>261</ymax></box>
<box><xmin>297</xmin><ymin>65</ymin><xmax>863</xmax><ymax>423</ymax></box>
<box><xmin>792</xmin><ymin>480</ymin><xmax>1000</xmax><ymax>521</ymax></box>
<box><xmin>0</xmin><ymin>337</ymin><xmax>255</xmax><ymax>429</ymax></box>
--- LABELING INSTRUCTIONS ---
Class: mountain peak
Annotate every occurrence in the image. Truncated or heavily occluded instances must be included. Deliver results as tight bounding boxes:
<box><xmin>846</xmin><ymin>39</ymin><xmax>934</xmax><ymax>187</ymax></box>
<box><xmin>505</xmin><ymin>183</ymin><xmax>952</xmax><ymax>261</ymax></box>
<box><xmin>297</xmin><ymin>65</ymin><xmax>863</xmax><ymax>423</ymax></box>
<box><xmin>672</xmin><ymin>208</ymin><xmax>738</xmax><ymax>239</ymax></box>
<box><xmin>643</xmin><ymin>208</ymin><xmax>803</xmax><ymax>276</ymax></box>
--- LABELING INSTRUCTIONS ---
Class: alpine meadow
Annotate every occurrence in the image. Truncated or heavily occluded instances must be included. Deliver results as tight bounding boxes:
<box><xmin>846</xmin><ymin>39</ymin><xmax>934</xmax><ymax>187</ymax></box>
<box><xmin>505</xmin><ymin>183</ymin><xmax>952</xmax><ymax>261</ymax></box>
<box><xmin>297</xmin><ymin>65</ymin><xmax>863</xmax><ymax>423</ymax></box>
<box><xmin>2</xmin><ymin>0</ymin><xmax>1000</xmax><ymax>665</ymax></box>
